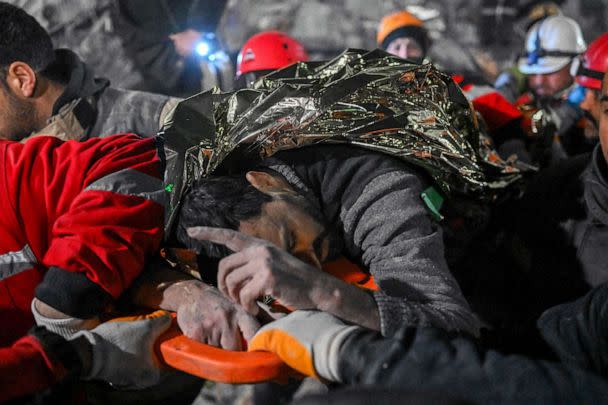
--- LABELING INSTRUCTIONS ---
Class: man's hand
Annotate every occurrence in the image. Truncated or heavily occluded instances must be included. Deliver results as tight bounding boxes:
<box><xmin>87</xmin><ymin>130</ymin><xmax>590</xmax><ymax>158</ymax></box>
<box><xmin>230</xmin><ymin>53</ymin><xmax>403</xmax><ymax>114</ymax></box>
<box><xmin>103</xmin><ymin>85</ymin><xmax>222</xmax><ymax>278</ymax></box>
<box><xmin>169</xmin><ymin>29</ymin><xmax>202</xmax><ymax>58</ymax></box>
<box><xmin>70</xmin><ymin>310</ymin><xmax>172</xmax><ymax>389</ymax></box>
<box><xmin>187</xmin><ymin>227</ymin><xmax>330</xmax><ymax>316</ymax></box>
<box><xmin>174</xmin><ymin>281</ymin><xmax>260</xmax><ymax>350</ymax></box>
<box><xmin>248</xmin><ymin>310</ymin><xmax>360</xmax><ymax>382</ymax></box>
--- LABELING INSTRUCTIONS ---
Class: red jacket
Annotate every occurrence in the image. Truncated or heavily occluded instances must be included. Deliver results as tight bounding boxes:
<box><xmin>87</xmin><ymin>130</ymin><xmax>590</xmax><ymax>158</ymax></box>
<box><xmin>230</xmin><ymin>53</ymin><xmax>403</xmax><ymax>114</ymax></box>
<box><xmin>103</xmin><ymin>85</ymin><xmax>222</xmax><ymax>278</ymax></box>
<box><xmin>0</xmin><ymin>334</ymin><xmax>68</xmax><ymax>402</ymax></box>
<box><xmin>0</xmin><ymin>134</ymin><xmax>165</xmax><ymax>400</ymax></box>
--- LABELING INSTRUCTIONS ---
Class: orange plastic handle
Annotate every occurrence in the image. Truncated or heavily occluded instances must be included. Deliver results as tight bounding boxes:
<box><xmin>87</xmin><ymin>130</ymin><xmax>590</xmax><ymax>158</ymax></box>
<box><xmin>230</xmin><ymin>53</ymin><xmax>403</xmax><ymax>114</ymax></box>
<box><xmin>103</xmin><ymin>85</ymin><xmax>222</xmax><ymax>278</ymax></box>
<box><xmin>322</xmin><ymin>257</ymin><xmax>378</xmax><ymax>291</ymax></box>
<box><xmin>158</xmin><ymin>320</ymin><xmax>293</xmax><ymax>383</ymax></box>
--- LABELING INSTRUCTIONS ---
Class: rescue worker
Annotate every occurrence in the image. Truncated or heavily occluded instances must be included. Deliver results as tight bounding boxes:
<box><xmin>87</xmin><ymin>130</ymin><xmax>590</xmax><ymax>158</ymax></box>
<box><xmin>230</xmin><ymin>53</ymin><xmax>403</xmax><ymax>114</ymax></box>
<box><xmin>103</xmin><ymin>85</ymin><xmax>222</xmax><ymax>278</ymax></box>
<box><xmin>518</xmin><ymin>32</ymin><xmax>608</xmax><ymax>288</ymax></box>
<box><xmin>235</xmin><ymin>31</ymin><xmax>309</xmax><ymax>88</ymax></box>
<box><xmin>0</xmin><ymin>133</ymin><xmax>168</xmax><ymax>401</ymax></box>
<box><xmin>0</xmin><ymin>2</ymin><xmax>178</xmax><ymax>142</ymax></box>
<box><xmin>487</xmin><ymin>35</ymin><xmax>608</xmax><ymax>336</ymax></box>
<box><xmin>376</xmin><ymin>10</ymin><xmax>430</xmax><ymax>63</ymax></box>
<box><xmin>496</xmin><ymin>15</ymin><xmax>588</xmax><ymax>163</ymax></box>
<box><xmin>377</xmin><ymin>11</ymin><xmax>529</xmax><ymax>162</ymax></box>
<box><xmin>0</xmin><ymin>3</ymin><xmax>257</xmax><ymax>353</ymax></box>
<box><xmin>573</xmin><ymin>33</ymin><xmax>608</xmax><ymax>142</ymax></box>
<box><xmin>246</xmin><ymin>282</ymin><xmax>608</xmax><ymax>405</ymax></box>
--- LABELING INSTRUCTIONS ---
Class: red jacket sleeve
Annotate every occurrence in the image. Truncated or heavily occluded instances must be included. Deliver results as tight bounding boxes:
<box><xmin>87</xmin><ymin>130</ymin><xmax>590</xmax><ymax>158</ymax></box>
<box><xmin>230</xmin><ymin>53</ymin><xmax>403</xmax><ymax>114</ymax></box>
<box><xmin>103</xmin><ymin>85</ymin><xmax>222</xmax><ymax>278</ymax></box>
<box><xmin>3</xmin><ymin>134</ymin><xmax>166</xmax><ymax>317</ymax></box>
<box><xmin>0</xmin><ymin>335</ymin><xmax>63</xmax><ymax>402</ymax></box>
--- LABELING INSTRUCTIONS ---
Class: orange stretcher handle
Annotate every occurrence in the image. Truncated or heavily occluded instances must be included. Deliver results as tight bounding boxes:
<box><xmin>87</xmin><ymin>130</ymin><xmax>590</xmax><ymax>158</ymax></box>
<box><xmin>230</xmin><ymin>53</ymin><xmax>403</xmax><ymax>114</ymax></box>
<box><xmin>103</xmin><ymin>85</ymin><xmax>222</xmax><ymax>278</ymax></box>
<box><xmin>322</xmin><ymin>257</ymin><xmax>378</xmax><ymax>291</ymax></box>
<box><xmin>157</xmin><ymin>257</ymin><xmax>375</xmax><ymax>383</ymax></box>
<box><xmin>158</xmin><ymin>321</ymin><xmax>293</xmax><ymax>383</ymax></box>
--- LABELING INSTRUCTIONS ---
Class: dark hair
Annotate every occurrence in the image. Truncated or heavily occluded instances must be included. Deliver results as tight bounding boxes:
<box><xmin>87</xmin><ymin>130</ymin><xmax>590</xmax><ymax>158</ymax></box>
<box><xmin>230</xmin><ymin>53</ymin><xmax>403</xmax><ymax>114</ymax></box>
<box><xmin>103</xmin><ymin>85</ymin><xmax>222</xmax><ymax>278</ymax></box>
<box><xmin>0</xmin><ymin>2</ymin><xmax>54</xmax><ymax>78</ymax></box>
<box><xmin>176</xmin><ymin>174</ymin><xmax>273</xmax><ymax>258</ymax></box>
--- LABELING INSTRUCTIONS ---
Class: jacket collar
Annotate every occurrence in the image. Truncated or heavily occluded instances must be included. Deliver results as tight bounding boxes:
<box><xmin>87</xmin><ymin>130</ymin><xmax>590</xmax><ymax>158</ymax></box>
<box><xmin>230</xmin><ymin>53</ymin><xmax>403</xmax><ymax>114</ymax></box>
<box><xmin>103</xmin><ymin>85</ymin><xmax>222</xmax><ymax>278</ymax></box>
<box><xmin>583</xmin><ymin>145</ymin><xmax>608</xmax><ymax>225</ymax></box>
<box><xmin>50</xmin><ymin>49</ymin><xmax>109</xmax><ymax>117</ymax></box>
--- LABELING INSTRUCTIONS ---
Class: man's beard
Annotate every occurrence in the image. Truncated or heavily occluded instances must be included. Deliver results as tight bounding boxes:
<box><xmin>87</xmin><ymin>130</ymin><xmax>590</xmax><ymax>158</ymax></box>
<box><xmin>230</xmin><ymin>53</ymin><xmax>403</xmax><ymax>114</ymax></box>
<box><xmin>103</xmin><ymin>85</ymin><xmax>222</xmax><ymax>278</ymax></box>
<box><xmin>0</xmin><ymin>91</ymin><xmax>38</xmax><ymax>141</ymax></box>
<box><xmin>535</xmin><ymin>91</ymin><xmax>561</xmax><ymax>107</ymax></box>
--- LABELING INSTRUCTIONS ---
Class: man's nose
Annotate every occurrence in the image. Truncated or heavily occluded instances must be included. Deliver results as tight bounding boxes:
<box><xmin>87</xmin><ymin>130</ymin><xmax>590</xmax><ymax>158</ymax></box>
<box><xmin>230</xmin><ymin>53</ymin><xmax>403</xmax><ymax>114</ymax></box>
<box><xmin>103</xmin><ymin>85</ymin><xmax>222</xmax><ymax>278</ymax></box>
<box><xmin>530</xmin><ymin>74</ymin><xmax>545</xmax><ymax>87</ymax></box>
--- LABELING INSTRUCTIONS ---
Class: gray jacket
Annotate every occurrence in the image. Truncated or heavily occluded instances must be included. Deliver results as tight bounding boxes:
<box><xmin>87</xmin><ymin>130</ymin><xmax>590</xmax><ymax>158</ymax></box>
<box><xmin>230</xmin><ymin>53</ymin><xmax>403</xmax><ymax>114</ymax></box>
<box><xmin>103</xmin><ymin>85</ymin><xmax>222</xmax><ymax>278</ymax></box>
<box><xmin>264</xmin><ymin>145</ymin><xmax>482</xmax><ymax>337</ymax></box>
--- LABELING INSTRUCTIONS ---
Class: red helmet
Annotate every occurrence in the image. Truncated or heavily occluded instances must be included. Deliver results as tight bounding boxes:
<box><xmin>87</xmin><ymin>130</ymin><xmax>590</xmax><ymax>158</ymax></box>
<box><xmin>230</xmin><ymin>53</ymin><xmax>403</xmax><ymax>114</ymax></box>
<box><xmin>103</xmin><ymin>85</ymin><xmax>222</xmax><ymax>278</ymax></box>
<box><xmin>236</xmin><ymin>31</ymin><xmax>309</xmax><ymax>77</ymax></box>
<box><xmin>575</xmin><ymin>32</ymin><xmax>608</xmax><ymax>90</ymax></box>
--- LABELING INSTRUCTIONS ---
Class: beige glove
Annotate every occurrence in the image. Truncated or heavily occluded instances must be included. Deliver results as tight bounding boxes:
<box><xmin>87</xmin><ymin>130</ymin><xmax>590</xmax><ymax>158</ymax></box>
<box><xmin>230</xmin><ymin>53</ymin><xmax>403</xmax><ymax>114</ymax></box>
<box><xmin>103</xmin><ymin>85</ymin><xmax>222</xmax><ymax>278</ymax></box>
<box><xmin>248</xmin><ymin>310</ymin><xmax>359</xmax><ymax>382</ymax></box>
<box><xmin>70</xmin><ymin>311</ymin><xmax>172</xmax><ymax>389</ymax></box>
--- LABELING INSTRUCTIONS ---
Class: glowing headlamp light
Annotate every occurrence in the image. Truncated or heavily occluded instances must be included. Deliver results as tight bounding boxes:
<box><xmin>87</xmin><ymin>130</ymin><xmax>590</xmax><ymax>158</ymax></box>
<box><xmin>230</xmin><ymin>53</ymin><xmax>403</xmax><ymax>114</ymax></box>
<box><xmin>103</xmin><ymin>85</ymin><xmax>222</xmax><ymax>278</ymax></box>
<box><xmin>194</xmin><ymin>32</ymin><xmax>227</xmax><ymax>62</ymax></box>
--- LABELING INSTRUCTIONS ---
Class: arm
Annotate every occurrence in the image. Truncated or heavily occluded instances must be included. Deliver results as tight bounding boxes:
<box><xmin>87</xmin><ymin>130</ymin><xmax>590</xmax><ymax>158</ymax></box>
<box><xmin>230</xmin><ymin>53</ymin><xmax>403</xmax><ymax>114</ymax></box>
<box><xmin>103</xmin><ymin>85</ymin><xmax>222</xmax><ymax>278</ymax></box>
<box><xmin>341</xmin><ymin>170</ymin><xmax>481</xmax><ymax>337</ymax></box>
<box><xmin>249</xmin><ymin>310</ymin><xmax>608</xmax><ymax>405</ymax></box>
<box><xmin>17</xmin><ymin>135</ymin><xmax>166</xmax><ymax>331</ymax></box>
<box><xmin>1</xmin><ymin>311</ymin><xmax>174</xmax><ymax>401</ymax></box>
<box><xmin>339</xmin><ymin>325</ymin><xmax>608</xmax><ymax>404</ymax></box>
<box><xmin>112</xmin><ymin>1</ymin><xmax>192</xmax><ymax>93</ymax></box>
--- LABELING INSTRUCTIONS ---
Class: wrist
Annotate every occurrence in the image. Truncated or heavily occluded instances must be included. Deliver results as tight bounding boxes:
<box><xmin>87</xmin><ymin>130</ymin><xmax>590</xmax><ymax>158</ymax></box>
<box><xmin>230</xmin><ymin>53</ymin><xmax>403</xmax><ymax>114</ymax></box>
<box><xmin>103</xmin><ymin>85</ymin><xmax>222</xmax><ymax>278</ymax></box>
<box><xmin>335</xmin><ymin>328</ymin><xmax>384</xmax><ymax>384</ymax></box>
<box><xmin>67</xmin><ymin>334</ymin><xmax>92</xmax><ymax>377</ymax></box>
<box><xmin>310</xmin><ymin>273</ymin><xmax>343</xmax><ymax>313</ymax></box>
<box><xmin>314</xmin><ymin>324</ymin><xmax>360</xmax><ymax>382</ymax></box>
<box><xmin>29</xmin><ymin>326</ymin><xmax>85</xmax><ymax>380</ymax></box>
<box><xmin>311</xmin><ymin>276</ymin><xmax>381</xmax><ymax>331</ymax></box>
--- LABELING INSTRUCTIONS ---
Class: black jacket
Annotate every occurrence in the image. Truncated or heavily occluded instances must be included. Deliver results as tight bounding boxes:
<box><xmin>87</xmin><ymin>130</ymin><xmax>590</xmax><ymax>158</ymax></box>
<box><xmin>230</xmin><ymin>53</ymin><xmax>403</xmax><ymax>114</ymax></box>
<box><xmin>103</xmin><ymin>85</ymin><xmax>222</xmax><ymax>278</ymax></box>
<box><xmin>335</xmin><ymin>283</ymin><xmax>608</xmax><ymax>405</ymax></box>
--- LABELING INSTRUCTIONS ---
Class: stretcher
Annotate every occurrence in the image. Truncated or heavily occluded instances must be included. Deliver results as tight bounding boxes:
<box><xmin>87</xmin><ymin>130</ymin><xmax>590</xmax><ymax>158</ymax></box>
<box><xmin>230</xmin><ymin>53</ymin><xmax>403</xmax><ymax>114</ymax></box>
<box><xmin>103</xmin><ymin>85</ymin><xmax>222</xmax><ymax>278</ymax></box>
<box><xmin>157</xmin><ymin>257</ymin><xmax>377</xmax><ymax>383</ymax></box>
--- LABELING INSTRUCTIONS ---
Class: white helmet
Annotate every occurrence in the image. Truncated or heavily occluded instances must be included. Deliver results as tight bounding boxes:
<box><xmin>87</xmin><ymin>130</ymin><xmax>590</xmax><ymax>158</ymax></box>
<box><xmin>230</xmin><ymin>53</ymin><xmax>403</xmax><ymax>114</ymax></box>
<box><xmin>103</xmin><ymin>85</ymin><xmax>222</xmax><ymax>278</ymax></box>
<box><xmin>518</xmin><ymin>15</ymin><xmax>586</xmax><ymax>75</ymax></box>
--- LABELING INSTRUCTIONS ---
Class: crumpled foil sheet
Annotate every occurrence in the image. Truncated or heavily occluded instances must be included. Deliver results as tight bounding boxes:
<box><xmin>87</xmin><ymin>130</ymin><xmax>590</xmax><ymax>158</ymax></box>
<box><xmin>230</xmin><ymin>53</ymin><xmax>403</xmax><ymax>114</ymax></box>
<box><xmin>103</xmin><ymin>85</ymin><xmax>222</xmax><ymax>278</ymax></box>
<box><xmin>162</xmin><ymin>48</ymin><xmax>528</xmax><ymax>232</ymax></box>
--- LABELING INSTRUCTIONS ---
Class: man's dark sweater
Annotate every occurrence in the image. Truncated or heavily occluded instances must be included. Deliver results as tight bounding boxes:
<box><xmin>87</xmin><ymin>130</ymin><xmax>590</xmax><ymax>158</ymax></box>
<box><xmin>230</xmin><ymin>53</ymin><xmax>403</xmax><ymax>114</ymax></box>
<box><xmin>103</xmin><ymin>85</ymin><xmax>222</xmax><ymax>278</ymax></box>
<box><xmin>263</xmin><ymin>145</ymin><xmax>481</xmax><ymax>337</ymax></box>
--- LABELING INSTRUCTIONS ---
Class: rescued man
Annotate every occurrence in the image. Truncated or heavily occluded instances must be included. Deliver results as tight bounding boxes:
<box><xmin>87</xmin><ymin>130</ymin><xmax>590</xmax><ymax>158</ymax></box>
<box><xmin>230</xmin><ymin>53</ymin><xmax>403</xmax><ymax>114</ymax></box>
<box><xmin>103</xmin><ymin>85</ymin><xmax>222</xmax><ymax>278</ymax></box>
<box><xmin>178</xmin><ymin>143</ymin><xmax>482</xmax><ymax>339</ymax></box>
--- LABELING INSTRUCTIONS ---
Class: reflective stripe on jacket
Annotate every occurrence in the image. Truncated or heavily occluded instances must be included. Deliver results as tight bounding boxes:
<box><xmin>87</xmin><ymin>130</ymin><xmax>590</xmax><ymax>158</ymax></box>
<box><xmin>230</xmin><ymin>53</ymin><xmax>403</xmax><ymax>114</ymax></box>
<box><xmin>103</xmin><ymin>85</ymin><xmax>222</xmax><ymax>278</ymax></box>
<box><xmin>0</xmin><ymin>134</ymin><xmax>166</xmax><ymax>345</ymax></box>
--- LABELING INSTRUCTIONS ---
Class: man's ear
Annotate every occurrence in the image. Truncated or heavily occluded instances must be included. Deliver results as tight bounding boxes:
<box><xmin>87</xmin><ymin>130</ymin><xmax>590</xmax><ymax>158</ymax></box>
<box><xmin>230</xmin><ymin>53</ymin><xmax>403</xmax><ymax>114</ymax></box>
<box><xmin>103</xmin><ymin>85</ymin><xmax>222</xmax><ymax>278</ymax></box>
<box><xmin>246</xmin><ymin>171</ymin><xmax>293</xmax><ymax>194</ymax></box>
<box><xmin>5</xmin><ymin>62</ymin><xmax>37</xmax><ymax>98</ymax></box>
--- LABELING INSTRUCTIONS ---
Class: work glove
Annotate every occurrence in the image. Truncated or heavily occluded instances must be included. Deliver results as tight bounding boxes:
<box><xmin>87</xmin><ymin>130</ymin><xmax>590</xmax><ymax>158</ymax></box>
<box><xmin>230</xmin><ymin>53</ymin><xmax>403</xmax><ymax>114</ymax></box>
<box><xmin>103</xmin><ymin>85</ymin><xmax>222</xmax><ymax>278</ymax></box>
<box><xmin>70</xmin><ymin>310</ymin><xmax>172</xmax><ymax>389</ymax></box>
<box><xmin>248</xmin><ymin>310</ymin><xmax>359</xmax><ymax>383</ymax></box>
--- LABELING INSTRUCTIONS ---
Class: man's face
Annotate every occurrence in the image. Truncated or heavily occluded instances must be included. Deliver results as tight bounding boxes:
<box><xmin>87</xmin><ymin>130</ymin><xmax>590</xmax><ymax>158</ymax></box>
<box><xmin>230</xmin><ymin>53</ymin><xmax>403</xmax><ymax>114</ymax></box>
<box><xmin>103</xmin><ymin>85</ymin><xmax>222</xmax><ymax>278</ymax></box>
<box><xmin>385</xmin><ymin>37</ymin><xmax>424</xmax><ymax>61</ymax></box>
<box><xmin>238</xmin><ymin>194</ymin><xmax>330</xmax><ymax>269</ymax></box>
<box><xmin>527</xmin><ymin>63</ymin><xmax>574</xmax><ymax>100</ymax></box>
<box><xmin>579</xmin><ymin>86</ymin><xmax>601</xmax><ymax>140</ymax></box>
<box><xmin>0</xmin><ymin>81</ymin><xmax>38</xmax><ymax>141</ymax></box>
<box><xmin>598</xmin><ymin>75</ymin><xmax>608</xmax><ymax>162</ymax></box>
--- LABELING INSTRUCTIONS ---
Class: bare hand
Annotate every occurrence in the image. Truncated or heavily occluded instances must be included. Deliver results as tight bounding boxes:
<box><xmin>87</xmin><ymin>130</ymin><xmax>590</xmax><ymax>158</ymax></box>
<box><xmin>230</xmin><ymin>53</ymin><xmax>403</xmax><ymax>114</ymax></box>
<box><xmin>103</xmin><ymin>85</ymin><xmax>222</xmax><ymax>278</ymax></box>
<box><xmin>187</xmin><ymin>227</ymin><xmax>328</xmax><ymax>316</ymax></box>
<box><xmin>169</xmin><ymin>29</ymin><xmax>202</xmax><ymax>58</ymax></box>
<box><xmin>175</xmin><ymin>280</ymin><xmax>260</xmax><ymax>350</ymax></box>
